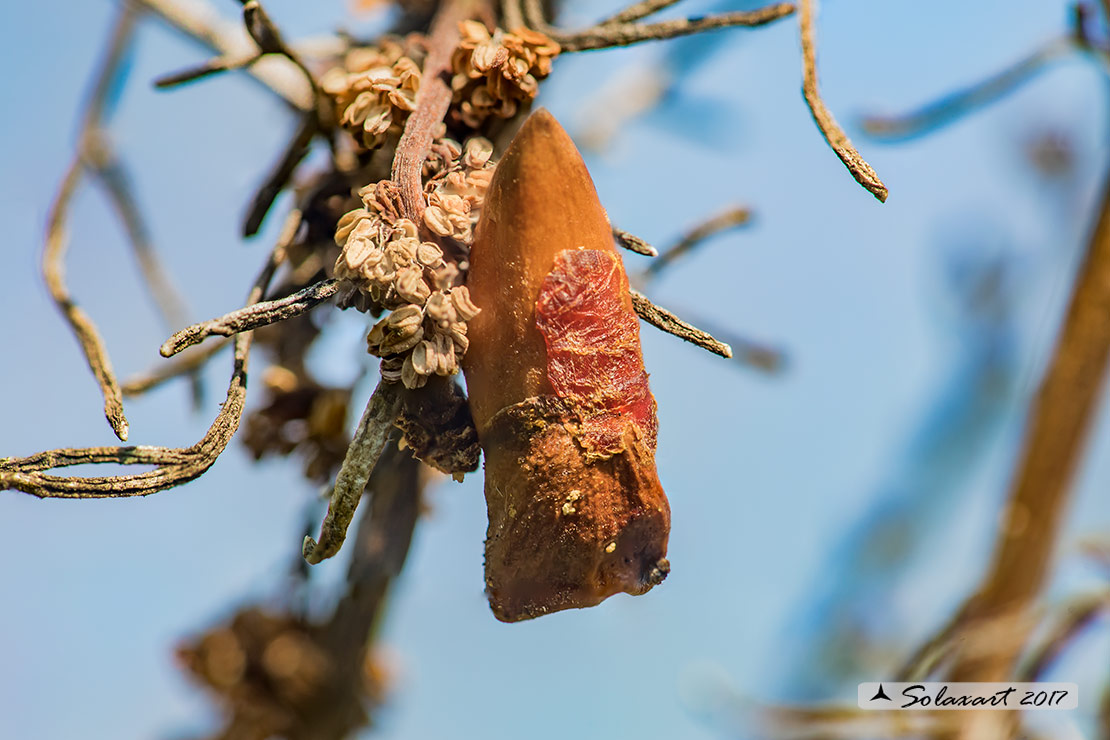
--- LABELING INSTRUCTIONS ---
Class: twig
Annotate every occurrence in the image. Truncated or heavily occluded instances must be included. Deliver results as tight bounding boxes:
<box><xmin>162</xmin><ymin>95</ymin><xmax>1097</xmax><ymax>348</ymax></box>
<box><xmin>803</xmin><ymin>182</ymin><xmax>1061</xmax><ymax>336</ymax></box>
<box><xmin>154</xmin><ymin>52</ymin><xmax>262</xmax><ymax>88</ymax></box>
<box><xmin>392</xmin><ymin>0</ymin><xmax>480</xmax><ymax>222</ymax></box>
<box><xmin>44</xmin><ymin>160</ymin><xmax>129</xmax><ymax>442</ymax></box>
<box><xmin>242</xmin><ymin>116</ymin><xmax>316</xmax><ymax>237</ymax></box>
<box><xmin>2</xmin><ymin>227</ymin><xmax>290</xmax><ymax>498</ymax></box>
<box><xmin>947</xmin><ymin>158</ymin><xmax>1110</xmax><ymax>681</ymax></box>
<box><xmin>630</xmin><ymin>290</ymin><xmax>733</xmax><ymax>358</ymax></box>
<box><xmin>162</xmin><ymin>278</ymin><xmax>339</xmax><ymax>357</ymax></box>
<box><xmin>123</xmin><ymin>339</ymin><xmax>230</xmax><ymax>397</ymax></box>
<box><xmin>861</xmin><ymin>38</ymin><xmax>1073</xmax><ymax>142</ymax></box>
<box><xmin>500</xmin><ymin>0</ymin><xmax>524</xmax><ymax>31</ymax></box>
<box><xmin>599</xmin><ymin>0</ymin><xmax>682</xmax><ymax>26</ymax></box>
<box><xmin>799</xmin><ymin>0</ymin><xmax>887</xmax><ymax>202</ymax></box>
<box><xmin>1017</xmin><ymin>591</ymin><xmax>1110</xmax><ymax>681</ymax></box>
<box><xmin>42</xmin><ymin>9</ymin><xmax>142</xmax><ymax>442</ymax></box>
<box><xmin>613</xmin><ymin>228</ymin><xmax>658</xmax><ymax>257</ymax></box>
<box><xmin>554</xmin><ymin>3</ymin><xmax>796</xmax><ymax>52</ymax></box>
<box><xmin>133</xmin><ymin>0</ymin><xmax>314</xmax><ymax>110</ymax></box>
<box><xmin>303</xmin><ymin>381</ymin><xmax>404</xmax><ymax>564</ymax></box>
<box><xmin>645</xmin><ymin>206</ymin><xmax>751</xmax><ymax>278</ymax></box>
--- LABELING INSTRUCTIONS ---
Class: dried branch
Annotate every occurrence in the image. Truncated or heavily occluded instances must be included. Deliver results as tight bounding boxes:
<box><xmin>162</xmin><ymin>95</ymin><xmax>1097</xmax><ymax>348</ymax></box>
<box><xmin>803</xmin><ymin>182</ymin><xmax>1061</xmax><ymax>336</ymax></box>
<box><xmin>1017</xmin><ymin>591</ymin><xmax>1110</xmax><ymax>681</ymax></box>
<box><xmin>154</xmin><ymin>52</ymin><xmax>262</xmax><ymax>88</ymax></box>
<box><xmin>392</xmin><ymin>0</ymin><xmax>481</xmax><ymax>222</ymax></box>
<box><xmin>44</xmin><ymin>160</ymin><xmax>129</xmax><ymax>441</ymax></box>
<box><xmin>162</xmin><ymin>278</ymin><xmax>339</xmax><ymax>357</ymax></box>
<box><xmin>303</xmin><ymin>381</ymin><xmax>404</xmax><ymax>564</ymax></box>
<box><xmin>630</xmin><ymin>290</ymin><xmax>733</xmax><ymax>358</ymax></box>
<box><xmin>123</xmin><ymin>339</ymin><xmax>230</xmax><ymax>397</ymax></box>
<box><xmin>947</xmin><ymin>159</ymin><xmax>1110</xmax><ymax>681</ymax></box>
<box><xmin>242</xmin><ymin>116</ymin><xmax>317</xmax><ymax>237</ymax></box>
<box><xmin>645</xmin><ymin>205</ymin><xmax>750</xmax><ymax>278</ymax></box>
<box><xmin>599</xmin><ymin>0</ymin><xmax>681</xmax><ymax>27</ymax></box>
<box><xmin>799</xmin><ymin>0</ymin><xmax>887</xmax><ymax>202</ymax></box>
<box><xmin>2</xmin><ymin>229</ymin><xmax>289</xmax><ymax>498</ymax></box>
<box><xmin>553</xmin><ymin>3</ymin><xmax>796</xmax><ymax>52</ymax></box>
<box><xmin>133</xmin><ymin>0</ymin><xmax>315</xmax><ymax>110</ymax></box>
<box><xmin>861</xmin><ymin>38</ymin><xmax>1073</xmax><ymax>142</ymax></box>
<box><xmin>500</xmin><ymin>0</ymin><xmax>524</xmax><ymax>31</ymax></box>
<box><xmin>613</xmin><ymin>227</ymin><xmax>658</xmax><ymax>257</ymax></box>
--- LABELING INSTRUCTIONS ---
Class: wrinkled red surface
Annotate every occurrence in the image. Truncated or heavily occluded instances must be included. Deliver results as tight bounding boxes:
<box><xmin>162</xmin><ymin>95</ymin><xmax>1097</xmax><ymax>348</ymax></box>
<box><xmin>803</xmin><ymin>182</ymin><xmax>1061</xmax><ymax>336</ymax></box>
<box><xmin>535</xmin><ymin>249</ymin><xmax>657</xmax><ymax>454</ymax></box>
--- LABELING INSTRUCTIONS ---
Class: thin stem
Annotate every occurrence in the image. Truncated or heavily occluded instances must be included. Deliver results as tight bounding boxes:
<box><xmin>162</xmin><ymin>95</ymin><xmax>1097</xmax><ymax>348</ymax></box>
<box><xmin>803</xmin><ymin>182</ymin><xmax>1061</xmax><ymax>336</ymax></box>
<box><xmin>557</xmin><ymin>3</ymin><xmax>795</xmax><ymax>52</ymax></box>
<box><xmin>392</xmin><ymin>0</ymin><xmax>481</xmax><ymax>223</ymax></box>
<box><xmin>861</xmin><ymin>38</ymin><xmax>1073</xmax><ymax>142</ymax></box>
<box><xmin>303</xmin><ymin>381</ymin><xmax>404</xmax><ymax>564</ymax></box>
<box><xmin>799</xmin><ymin>0</ymin><xmax>887</xmax><ymax>202</ymax></box>
<box><xmin>599</xmin><ymin>0</ymin><xmax>682</xmax><ymax>26</ymax></box>
<box><xmin>153</xmin><ymin>52</ymin><xmax>262</xmax><ymax>88</ymax></box>
<box><xmin>645</xmin><ymin>206</ymin><xmax>750</xmax><ymax>278</ymax></box>
<box><xmin>948</xmin><ymin>159</ymin><xmax>1110</xmax><ymax>681</ymax></box>
<box><xmin>613</xmin><ymin>228</ymin><xmax>658</xmax><ymax>257</ymax></box>
<box><xmin>162</xmin><ymin>278</ymin><xmax>338</xmax><ymax>357</ymax></box>
<box><xmin>630</xmin><ymin>290</ymin><xmax>733</xmax><ymax>358</ymax></box>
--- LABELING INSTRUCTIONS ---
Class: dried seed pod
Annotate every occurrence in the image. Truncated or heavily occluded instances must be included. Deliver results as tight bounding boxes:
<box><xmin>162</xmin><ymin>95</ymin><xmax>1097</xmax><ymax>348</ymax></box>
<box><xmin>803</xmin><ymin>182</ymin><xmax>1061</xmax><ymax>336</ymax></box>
<box><xmin>462</xmin><ymin>109</ymin><xmax>670</xmax><ymax>622</ymax></box>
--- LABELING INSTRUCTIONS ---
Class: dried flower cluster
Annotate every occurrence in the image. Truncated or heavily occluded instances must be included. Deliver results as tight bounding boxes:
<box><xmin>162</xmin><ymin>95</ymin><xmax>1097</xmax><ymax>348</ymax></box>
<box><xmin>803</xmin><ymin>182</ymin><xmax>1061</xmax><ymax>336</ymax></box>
<box><xmin>333</xmin><ymin>171</ymin><xmax>486</xmax><ymax>389</ymax></box>
<box><xmin>322</xmin><ymin>38</ymin><xmax>423</xmax><ymax>150</ymax></box>
<box><xmin>422</xmin><ymin>135</ymin><xmax>496</xmax><ymax>243</ymax></box>
<box><xmin>450</xmin><ymin>21</ymin><xmax>560</xmax><ymax>129</ymax></box>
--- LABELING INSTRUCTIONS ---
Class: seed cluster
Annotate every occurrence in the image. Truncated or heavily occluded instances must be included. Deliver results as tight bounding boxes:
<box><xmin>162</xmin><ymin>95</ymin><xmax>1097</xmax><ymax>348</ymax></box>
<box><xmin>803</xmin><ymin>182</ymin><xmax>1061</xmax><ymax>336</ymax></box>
<box><xmin>450</xmin><ymin>21</ymin><xmax>560</xmax><ymax>129</ymax></box>
<box><xmin>333</xmin><ymin>136</ymin><xmax>495</xmax><ymax>389</ymax></box>
<box><xmin>322</xmin><ymin>38</ymin><xmax>423</xmax><ymax>150</ymax></box>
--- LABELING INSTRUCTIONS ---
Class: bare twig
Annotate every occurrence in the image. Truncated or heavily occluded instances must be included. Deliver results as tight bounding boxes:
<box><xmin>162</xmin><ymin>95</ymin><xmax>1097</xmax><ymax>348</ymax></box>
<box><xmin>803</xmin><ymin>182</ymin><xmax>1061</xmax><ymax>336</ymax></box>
<box><xmin>599</xmin><ymin>0</ymin><xmax>682</xmax><ymax>26</ymax></box>
<box><xmin>799</xmin><ymin>0</ymin><xmax>887</xmax><ymax>202</ymax></box>
<box><xmin>613</xmin><ymin>228</ymin><xmax>658</xmax><ymax>257</ymax></box>
<box><xmin>554</xmin><ymin>3</ymin><xmax>796</xmax><ymax>52</ymax></box>
<box><xmin>861</xmin><ymin>38</ymin><xmax>1073</xmax><ymax>142</ymax></box>
<box><xmin>947</xmin><ymin>160</ymin><xmax>1110</xmax><ymax>681</ymax></box>
<box><xmin>44</xmin><ymin>160</ymin><xmax>129</xmax><ymax>442</ymax></box>
<box><xmin>2</xmin><ymin>230</ymin><xmax>290</xmax><ymax>498</ymax></box>
<box><xmin>123</xmin><ymin>339</ymin><xmax>230</xmax><ymax>397</ymax></box>
<box><xmin>303</xmin><ymin>381</ymin><xmax>404</xmax><ymax>564</ymax></box>
<box><xmin>630</xmin><ymin>290</ymin><xmax>733</xmax><ymax>358</ymax></box>
<box><xmin>392</xmin><ymin>0</ymin><xmax>481</xmax><ymax>222</ymax></box>
<box><xmin>645</xmin><ymin>206</ymin><xmax>751</xmax><ymax>278</ymax></box>
<box><xmin>242</xmin><ymin>116</ymin><xmax>317</xmax><ymax>237</ymax></box>
<box><xmin>162</xmin><ymin>278</ymin><xmax>339</xmax><ymax>357</ymax></box>
<box><xmin>1017</xmin><ymin>591</ymin><xmax>1110</xmax><ymax>681</ymax></box>
<box><xmin>133</xmin><ymin>0</ymin><xmax>315</xmax><ymax>109</ymax></box>
<box><xmin>154</xmin><ymin>52</ymin><xmax>262</xmax><ymax>88</ymax></box>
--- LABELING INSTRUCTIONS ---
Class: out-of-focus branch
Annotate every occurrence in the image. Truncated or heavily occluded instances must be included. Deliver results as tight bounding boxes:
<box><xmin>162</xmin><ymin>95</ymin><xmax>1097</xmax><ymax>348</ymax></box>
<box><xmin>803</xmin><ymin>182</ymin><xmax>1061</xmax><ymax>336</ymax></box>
<box><xmin>947</xmin><ymin>160</ymin><xmax>1110</xmax><ymax>682</ymax></box>
<box><xmin>598</xmin><ymin>0</ymin><xmax>682</xmax><ymax>27</ymax></box>
<box><xmin>133</xmin><ymin>0</ymin><xmax>315</xmax><ymax>109</ymax></box>
<box><xmin>799</xmin><ymin>0</ymin><xmax>887</xmax><ymax>202</ymax></box>
<box><xmin>123</xmin><ymin>339</ymin><xmax>230</xmax><ymax>397</ymax></box>
<box><xmin>645</xmin><ymin>206</ymin><xmax>750</xmax><ymax>278</ymax></box>
<box><xmin>861</xmin><ymin>38</ymin><xmax>1073</xmax><ymax>142</ymax></box>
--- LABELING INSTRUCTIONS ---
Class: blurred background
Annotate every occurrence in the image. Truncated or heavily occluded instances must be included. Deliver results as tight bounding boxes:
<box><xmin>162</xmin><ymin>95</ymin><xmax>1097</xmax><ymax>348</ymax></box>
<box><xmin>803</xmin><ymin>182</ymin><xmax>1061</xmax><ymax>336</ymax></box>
<box><xmin>1</xmin><ymin>0</ymin><xmax>1108</xmax><ymax>738</ymax></box>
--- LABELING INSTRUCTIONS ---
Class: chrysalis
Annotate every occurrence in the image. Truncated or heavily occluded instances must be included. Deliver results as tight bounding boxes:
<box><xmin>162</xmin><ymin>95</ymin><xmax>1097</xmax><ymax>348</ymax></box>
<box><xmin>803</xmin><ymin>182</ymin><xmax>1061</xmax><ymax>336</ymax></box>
<box><xmin>462</xmin><ymin>109</ymin><xmax>670</xmax><ymax>622</ymax></box>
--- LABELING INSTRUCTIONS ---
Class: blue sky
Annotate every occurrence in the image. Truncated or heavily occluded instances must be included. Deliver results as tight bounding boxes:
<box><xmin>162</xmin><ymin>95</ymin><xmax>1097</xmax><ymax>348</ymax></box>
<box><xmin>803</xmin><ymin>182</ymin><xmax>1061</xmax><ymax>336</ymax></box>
<box><xmin>1</xmin><ymin>1</ymin><xmax>1108</xmax><ymax>738</ymax></box>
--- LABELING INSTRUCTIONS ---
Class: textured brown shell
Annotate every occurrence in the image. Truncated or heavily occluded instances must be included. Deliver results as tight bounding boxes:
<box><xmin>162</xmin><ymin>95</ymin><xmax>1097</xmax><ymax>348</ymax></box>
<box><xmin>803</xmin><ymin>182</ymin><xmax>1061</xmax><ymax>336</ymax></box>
<box><xmin>462</xmin><ymin>109</ymin><xmax>670</xmax><ymax>622</ymax></box>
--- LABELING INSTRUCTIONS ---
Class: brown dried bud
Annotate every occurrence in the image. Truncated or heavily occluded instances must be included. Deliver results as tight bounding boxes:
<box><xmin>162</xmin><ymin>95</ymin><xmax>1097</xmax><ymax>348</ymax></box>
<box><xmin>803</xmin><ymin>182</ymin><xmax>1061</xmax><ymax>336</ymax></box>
<box><xmin>463</xmin><ymin>110</ymin><xmax>669</xmax><ymax>622</ymax></box>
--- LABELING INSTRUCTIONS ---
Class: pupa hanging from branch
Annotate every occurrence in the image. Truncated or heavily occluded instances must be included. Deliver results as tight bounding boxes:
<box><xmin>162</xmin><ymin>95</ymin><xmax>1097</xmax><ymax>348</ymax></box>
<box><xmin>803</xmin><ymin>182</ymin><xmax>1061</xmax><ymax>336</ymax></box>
<box><xmin>463</xmin><ymin>109</ymin><xmax>670</xmax><ymax>622</ymax></box>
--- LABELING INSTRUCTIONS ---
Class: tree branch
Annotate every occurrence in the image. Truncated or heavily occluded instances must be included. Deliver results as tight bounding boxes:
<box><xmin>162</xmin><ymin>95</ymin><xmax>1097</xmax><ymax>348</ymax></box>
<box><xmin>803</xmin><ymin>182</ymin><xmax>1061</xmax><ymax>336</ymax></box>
<box><xmin>799</xmin><ymin>0</ymin><xmax>887</xmax><ymax>201</ymax></box>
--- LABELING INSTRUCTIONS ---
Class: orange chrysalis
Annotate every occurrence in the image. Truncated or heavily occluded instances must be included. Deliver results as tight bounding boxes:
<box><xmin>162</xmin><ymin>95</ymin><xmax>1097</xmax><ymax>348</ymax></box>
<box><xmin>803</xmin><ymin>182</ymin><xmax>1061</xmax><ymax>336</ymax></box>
<box><xmin>462</xmin><ymin>109</ymin><xmax>670</xmax><ymax>622</ymax></box>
